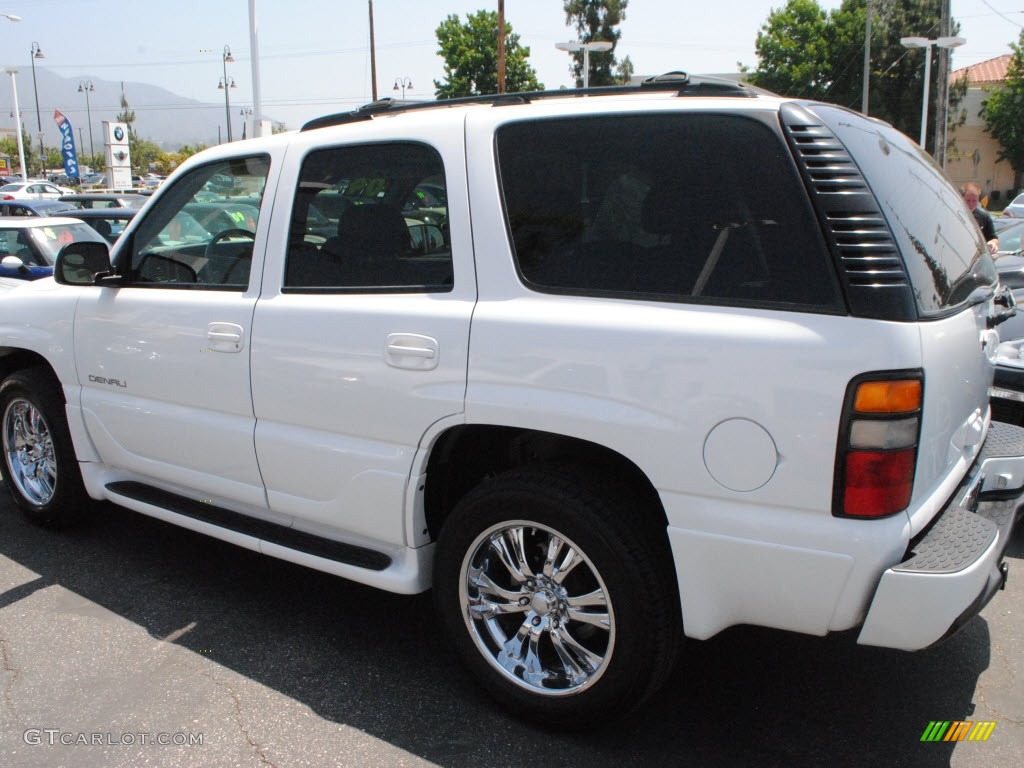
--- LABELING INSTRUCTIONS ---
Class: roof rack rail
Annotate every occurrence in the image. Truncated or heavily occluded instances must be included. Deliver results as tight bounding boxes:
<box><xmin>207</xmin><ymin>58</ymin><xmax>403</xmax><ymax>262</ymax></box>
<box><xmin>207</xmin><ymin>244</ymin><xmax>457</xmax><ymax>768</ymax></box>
<box><xmin>300</xmin><ymin>72</ymin><xmax>756</xmax><ymax>132</ymax></box>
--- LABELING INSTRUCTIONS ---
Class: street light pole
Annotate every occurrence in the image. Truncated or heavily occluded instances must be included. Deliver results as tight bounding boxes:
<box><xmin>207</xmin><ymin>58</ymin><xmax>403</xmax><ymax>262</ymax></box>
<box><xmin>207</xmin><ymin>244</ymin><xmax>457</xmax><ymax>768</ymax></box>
<box><xmin>221</xmin><ymin>45</ymin><xmax>235</xmax><ymax>142</ymax></box>
<box><xmin>5</xmin><ymin>69</ymin><xmax>27</xmax><ymax>180</ymax></box>
<box><xmin>555</xmin><ymin>40</ymin><xmax>614</xmax><ymax>89</ymax></box>
<box><xmin>393</xmin><ymin>77</ymin><xmax>413</xmax><ymax>100</ymax></box>
<box><xmin>77</xmin><ymin>80</ymin><xmax>95</xmax><ymax>159</ymax></box>
<box><xmin>30</xmin><ymin>42</ymin><xmax>44</xmax><ymax>177</ymax></box>
<box><xmin>239</xmin><ymin>106</ymin><xmax>252</xmax><ymax>139</ymax></box>
<box><xmin>900</xmin><ymin>35</ymin><xmax>965</xmax><ymax>151</ymax></box>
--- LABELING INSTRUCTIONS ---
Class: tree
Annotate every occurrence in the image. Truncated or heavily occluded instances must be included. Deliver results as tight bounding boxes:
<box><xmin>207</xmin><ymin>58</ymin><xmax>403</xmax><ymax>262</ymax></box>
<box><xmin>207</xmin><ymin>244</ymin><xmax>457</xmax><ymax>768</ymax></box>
<box><xmin>0</xmin><ymin>128</ymin><xmax>37</xmax><ymax>176</ymax></box>
<box><xmin>131</xmin><ymin>137</ymin><xmax>163</xmax><ymax>175</ymax></box>
<box><xmin>982</xmin><ymin>29</ymin><xmax>1024</xmax><ymax>190</ymax></box>
<box><xmin>615</xmin><ymin>54</ymin><xmax>635</xmax><ymax>85</ymax></box>
<box><xmin>116</xmin><ymin>87</ymin><xmax>138</xmax><ymax>171</ymax></box>
<box><xmin>746</xmin><ymin>0</ymin><xmax>960</xmax><ymax>154</ymax></box>
<box><xmin>563</xmin><ymin>1</ymin><xmax>628</xmax><ymax>87</ymax></box>
<box><xmin>746</xmin><ymin>0</ymin><xmax>836</xmax><ymax>101</ymax></box>
<box><xmin>271</xmin><ymin>121</ymin><xmax>288</xmax><ymax>134</ymax></box>
<box><xmin>435</xmin><ymin>10</ymin><xmax>542</xmax><ymax>98</ymax></box>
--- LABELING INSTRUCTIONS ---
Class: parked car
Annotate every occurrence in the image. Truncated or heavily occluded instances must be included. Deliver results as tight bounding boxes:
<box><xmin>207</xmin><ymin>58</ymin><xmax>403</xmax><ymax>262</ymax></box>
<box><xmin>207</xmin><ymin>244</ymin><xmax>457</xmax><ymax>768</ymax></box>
<box><xmin>63</xmin><ymin>208</ymin><xmax>139</xmax><ymax>244</ymax></box>
<box><xmin>2</xmin><ymin>75</ymin><xmax>1022</xmax><ymax>726</ymax></box>
<box><xmin>182</xmin><ymin>201</ymin><xmax>260</xmax><ymax>235</ymax></box>
<box><xmin>995</xmin><ymin>218</ymin><xmax>1024</xmax><ymax>255</ymax></box>
<box><xmin>0</xmin><ymin>181</ymin><xmax>76</xmax><ymax>200</ymax></box>
<box><xmin>59</xmin><ymin>193</ymin><xmax>148</xmax><ymax>210</ymax></box>
<box><xmin>0</xmin><ymin>199</ymin><xmax>78</xmax><ymax>217</ymax></box>
<box><xmin>0</xmin><ymin>216</ymin><xmax>108</xmax><ymax>280</ymax></box>
<box><xmin>1001</xmin><ymin>193</ymin><xmax>1024</xmax><ymax>218</ymax></box>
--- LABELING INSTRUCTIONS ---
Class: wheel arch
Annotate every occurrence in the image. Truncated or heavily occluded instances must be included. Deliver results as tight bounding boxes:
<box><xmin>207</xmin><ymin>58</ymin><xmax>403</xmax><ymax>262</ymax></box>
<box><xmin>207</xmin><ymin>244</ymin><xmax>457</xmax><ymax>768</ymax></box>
<box><xmin>422</xmin><ymin>424</ymin><xmax>669</xmax><ymax>542</ymax></box>
<box><xmin>0</xmin><ymin>348</ymin><xmax>63</xmax><ymax>392</ymax></box>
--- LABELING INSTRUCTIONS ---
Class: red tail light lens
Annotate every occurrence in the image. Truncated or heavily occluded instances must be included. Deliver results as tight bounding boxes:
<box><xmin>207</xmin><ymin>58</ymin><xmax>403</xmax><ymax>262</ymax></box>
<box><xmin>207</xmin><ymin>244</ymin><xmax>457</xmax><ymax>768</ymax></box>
<box><xmin>834</xmin><ymin>372</ymin><xmax>923</xmax><ymax>518</ymax></box>
<box><xmin>842</xmin><ymin>449</ymin><xmax>916</xmax><ymax>517</ymax></box>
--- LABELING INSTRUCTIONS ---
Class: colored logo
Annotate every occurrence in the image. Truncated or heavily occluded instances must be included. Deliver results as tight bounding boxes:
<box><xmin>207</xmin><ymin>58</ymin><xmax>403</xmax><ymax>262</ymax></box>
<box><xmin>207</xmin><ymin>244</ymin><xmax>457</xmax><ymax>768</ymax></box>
<box><xmin>113</xmin><ymin>126</ymin><xmax>125</xmax><ymax>141</ymax></box>
<box><xmin>921</xmin><ymin>721</ymin><xmax>996</xmax><ymax>742</ymax></box>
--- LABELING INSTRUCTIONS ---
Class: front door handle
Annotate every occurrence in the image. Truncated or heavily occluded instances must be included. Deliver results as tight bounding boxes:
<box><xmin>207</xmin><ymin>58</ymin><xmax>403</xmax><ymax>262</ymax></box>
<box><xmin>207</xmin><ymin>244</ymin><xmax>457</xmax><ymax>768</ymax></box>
<box><xmin>385</xmin><ymin>333</ymin><xmax>439</xmax><ymax>370</ymax></box>
<box><xmin>207</xmin><ymin>322</ymin><xmax>244</xmax><ymax>352</ymax></box>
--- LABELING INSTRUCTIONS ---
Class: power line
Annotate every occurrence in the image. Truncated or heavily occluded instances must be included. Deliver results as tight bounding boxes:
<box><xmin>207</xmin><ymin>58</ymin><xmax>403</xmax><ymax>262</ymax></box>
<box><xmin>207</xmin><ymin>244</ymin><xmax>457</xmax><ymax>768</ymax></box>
<box><xmin>980</xmin><ymin>1</ymin><xmax>1024</xmax><ymax>28</ymax></box>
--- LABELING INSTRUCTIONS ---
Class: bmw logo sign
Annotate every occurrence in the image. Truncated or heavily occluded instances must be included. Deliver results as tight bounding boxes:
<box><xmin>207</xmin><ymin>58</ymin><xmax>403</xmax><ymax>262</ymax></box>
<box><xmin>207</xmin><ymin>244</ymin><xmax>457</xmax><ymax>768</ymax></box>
<box><xmin>113</xmin><ymin>126</ymin><xmax>125</xmax><ymax>141</ymax></box>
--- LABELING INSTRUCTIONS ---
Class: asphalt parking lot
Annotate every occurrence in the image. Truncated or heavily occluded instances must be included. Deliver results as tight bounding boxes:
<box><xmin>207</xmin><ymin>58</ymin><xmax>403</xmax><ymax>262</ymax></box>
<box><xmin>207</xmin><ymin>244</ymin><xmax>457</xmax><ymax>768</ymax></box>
<box><xmin>0</xmin><ymin>496</ymin><xmax>1021</xmax><ymax>768</ymax></box>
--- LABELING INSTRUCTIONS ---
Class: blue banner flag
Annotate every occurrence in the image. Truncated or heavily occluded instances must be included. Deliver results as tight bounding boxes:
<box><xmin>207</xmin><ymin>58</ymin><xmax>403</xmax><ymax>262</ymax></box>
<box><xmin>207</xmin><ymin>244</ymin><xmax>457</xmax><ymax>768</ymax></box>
<box><xmin>52</xmin><ymin>110</ymin><xmax>80</xmax><ymax>181</ymax></box>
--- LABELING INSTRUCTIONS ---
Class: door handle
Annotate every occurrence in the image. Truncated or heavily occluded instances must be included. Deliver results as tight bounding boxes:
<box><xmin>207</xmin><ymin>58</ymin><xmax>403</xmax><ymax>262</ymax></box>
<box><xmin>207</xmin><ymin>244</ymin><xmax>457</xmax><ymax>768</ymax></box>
<box><xmin>385</xmin><ymin>333</ymin><xmax>439</xmax><ymax>370</ymax></box>
<box><xmin>207</xmin><ymin>322</ymin><xmax>245</xmax><ymax>352</ymax></box>
<box><xmin>386</xmin><ymin>343</ymin><xmax>435</xmax><ymax>359</ymax></box>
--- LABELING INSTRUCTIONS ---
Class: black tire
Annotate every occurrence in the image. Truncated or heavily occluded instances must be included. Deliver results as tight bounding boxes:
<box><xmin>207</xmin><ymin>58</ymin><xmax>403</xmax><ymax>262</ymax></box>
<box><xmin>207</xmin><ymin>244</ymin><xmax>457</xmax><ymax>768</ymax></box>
<box><xmin>433</xmin><ymin>464</ymin><xmax>680</xmax><ymax>727</ymax></box>
<box><xmin>0</xmin><ymin>367</ymin><xmax>89</xmax><ymax>527</ymax></box>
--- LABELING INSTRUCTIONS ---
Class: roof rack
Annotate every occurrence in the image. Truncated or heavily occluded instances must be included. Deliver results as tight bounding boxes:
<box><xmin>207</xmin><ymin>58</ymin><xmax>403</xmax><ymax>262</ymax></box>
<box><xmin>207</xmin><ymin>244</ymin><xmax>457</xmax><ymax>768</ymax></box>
<box><xmin>300</xmin><ymin>71</ymin><xmax>756</xmax><ymax>132</ymax></box>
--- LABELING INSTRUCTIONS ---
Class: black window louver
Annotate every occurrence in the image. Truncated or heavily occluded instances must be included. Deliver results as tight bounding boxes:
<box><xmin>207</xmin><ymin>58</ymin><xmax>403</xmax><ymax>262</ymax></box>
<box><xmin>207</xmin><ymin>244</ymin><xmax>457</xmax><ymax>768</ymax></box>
<box><xmin>780</xmin><ymin>103</ymin><xmax>917</xmax><ymax>321</ymax></box>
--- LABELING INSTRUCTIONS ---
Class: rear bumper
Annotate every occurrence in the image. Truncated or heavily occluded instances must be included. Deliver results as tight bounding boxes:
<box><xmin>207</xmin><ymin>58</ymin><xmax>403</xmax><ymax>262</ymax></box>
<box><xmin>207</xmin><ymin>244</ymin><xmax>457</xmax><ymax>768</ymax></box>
<box><xmin>857</xmin><ymin>420</ymin><xmax>1024</xmax><ymax>650</ymax></box>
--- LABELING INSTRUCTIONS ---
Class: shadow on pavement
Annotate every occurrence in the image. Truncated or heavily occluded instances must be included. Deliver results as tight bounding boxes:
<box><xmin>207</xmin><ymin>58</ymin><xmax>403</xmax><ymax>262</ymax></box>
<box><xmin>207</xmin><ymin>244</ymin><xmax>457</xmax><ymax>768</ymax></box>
<box><xmin>1</xmin><ymin>498</ymin><xmax>1012</xmax><ymax>768</ymax></box>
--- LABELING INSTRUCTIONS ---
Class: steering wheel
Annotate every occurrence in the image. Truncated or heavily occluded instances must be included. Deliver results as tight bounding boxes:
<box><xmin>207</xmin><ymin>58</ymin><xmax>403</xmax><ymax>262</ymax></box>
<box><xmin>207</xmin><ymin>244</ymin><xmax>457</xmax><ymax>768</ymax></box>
<box><xmin>204</xmin><ymin>228</ymin><xmax>255</xmax><ymax>258</ymax></box>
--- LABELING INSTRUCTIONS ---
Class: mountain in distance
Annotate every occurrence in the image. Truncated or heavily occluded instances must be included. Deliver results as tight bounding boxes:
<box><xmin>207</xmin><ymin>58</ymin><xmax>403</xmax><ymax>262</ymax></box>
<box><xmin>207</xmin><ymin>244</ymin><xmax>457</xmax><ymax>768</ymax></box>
<box><xmin>2</xmin><ymin>66</ymin><xmax>257</xmax><ymax>152</ymax></box>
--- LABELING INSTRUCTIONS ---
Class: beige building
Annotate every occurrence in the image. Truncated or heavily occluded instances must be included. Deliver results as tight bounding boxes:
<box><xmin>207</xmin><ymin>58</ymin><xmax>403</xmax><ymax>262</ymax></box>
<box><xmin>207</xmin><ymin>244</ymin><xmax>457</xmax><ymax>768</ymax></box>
<box><xmin>946</xmin><ymin>55</ymin><xmax>1018</xmax><ymax>206</ymax></box>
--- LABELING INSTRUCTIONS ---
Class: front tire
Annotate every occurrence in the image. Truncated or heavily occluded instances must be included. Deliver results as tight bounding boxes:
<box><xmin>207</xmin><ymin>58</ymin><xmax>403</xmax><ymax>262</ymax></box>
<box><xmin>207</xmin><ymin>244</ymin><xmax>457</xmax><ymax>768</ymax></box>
<box><xmin>0</xmin><ymin>367</ymin><xmax>89</xmax><ymax>527</ymax></box>
<box><xmin>434</xmin><ymin>465</ymin><xmax>679</xmax><ymax>726</ymax></box>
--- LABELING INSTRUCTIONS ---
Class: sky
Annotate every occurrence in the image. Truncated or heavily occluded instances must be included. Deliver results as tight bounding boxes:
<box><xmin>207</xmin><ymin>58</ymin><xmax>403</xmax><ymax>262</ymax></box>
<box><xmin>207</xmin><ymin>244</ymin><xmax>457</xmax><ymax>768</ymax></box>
<box><xmin>0</xmin><ymin>0</ymin><xmax>1022</xmax><ymax>147</ymax></box>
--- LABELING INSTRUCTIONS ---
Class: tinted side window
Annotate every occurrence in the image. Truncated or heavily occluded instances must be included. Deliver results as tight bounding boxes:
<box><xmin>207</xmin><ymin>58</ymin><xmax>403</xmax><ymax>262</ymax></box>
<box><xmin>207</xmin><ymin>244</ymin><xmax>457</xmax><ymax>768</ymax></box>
<box><xmin>812</xmin><ymin>105</ymin><xmax>996</xmax><ymax>316</ymax></box>
<box><xmin>497</xmin><ymin>114</ymin><xmax>839</xmax><ymax>310</ymax></box>
<box><xmin>283</xmin><ymin>142</ymin><xmax>452</xmax><ymax>293</ymax></box>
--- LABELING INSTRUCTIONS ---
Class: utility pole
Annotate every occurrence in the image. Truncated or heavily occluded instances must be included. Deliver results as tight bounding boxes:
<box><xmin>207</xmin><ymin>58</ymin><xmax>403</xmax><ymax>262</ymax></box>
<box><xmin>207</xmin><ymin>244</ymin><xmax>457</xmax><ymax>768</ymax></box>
<box><xmin>497</xmin><ymin>0</ymin><xmax>506</xmax><ymax>94</ymax></box>
<box><xmin>933</xmin><ymin>0</ymin><xmax>952</xmax><ymax>166</ymax></box>
<box><xmin>861</xmin><ymin>0</ymin><xmax>871</xmax><ymax>114</ymax></box>
<box><xmin>369</xmin><ymin>1</ymin><xmax>378</xmax><ymax>100</ymax></box>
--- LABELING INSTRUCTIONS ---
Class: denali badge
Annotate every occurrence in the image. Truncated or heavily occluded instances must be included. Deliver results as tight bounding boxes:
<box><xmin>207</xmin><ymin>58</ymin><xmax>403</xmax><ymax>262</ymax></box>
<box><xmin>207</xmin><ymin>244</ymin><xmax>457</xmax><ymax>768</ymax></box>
<box><xmin>88</xmin><ymin>375</ymin><xmax>127</xmax><ymax>388</ymax></box>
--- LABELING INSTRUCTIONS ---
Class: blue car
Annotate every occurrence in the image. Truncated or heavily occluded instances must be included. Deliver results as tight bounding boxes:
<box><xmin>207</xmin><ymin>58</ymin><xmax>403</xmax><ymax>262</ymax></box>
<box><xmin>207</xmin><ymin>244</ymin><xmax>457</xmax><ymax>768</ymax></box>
<box><xmin>0</xmin><ymin>217</ymin><xmax>109</xmax><ymax>280</ymax></box>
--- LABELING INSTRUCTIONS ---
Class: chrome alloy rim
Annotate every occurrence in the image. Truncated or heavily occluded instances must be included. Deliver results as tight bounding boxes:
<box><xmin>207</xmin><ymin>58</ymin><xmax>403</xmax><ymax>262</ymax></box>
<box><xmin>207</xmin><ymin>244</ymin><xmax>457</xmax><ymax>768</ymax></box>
<box><xmin>459</xmin><ymin>521</ymin><xmax>615</xmax><ymax>696</ymax></box>
<box><xmin>2</xmin><ymin>398</ymin><xmax>57</xmax><ymax>506</ymax></box>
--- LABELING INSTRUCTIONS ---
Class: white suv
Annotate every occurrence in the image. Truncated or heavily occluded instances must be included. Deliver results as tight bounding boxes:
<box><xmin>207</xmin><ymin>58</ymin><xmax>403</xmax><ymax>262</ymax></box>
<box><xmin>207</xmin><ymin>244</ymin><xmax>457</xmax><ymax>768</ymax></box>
<box><xmin>0</xmin><ymin>75</ymin><xmax>1021</xmax><ymax>726</ymax></box>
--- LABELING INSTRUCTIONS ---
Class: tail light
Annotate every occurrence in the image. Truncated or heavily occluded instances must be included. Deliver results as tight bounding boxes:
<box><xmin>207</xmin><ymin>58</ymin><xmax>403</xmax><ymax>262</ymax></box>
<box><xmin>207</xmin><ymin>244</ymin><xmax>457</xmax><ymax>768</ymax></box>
<box><xmin>833</xmin><ymin>371</ymin><xmax>923</xmax><ymax>518</ymax></box>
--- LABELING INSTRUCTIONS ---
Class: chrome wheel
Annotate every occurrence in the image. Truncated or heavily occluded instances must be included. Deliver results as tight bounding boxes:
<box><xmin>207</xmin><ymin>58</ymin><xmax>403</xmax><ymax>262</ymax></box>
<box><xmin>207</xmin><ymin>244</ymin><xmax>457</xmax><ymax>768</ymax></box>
<box><xmin>460</xmin><ymin>520</ymin><xmax>615</xmax><ymax>696</ymax></box>
<box><xmin>2</xmin><ymin>398</ymin><xmax>57</xmax><ymax>506</ymax></box>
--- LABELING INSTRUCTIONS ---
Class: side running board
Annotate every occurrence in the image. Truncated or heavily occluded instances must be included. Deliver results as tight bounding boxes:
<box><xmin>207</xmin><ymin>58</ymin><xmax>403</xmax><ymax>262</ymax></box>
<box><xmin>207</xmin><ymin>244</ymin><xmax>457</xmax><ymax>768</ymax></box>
<box><xmin>106</xmin><ymin>481</ymin><xmax>392</xmax><ymax>571</ymax></box>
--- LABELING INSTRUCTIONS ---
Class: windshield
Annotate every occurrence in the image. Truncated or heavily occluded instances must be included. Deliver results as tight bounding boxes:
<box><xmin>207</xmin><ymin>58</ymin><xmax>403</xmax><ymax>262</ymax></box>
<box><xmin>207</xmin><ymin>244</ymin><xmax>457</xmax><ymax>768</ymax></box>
<box><xmin>26</xmin><ymin>223</ymin><xmax>107</xmax><ymax>265</ymax></box>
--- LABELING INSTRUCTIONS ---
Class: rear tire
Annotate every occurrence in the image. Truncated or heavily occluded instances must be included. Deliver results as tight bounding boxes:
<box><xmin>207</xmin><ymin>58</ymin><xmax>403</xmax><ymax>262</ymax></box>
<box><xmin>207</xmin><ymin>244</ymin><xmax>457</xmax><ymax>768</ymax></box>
<box><xmin>434</xmin><ymin>464</ymin><xmax>679</xmax><ymax>727</ymax></box>
<box><xmin>0</xmin><ymin>367</ymin><xmax>89</xmax><ymax>527</ymax></box>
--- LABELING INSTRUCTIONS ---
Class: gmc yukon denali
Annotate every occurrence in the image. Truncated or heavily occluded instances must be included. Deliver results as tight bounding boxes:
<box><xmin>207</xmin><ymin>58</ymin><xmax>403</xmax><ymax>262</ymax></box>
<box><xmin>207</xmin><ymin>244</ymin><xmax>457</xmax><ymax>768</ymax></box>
<box><xmin>1</xmin><ymin>75</ymin><xmax>1021</xmax><ymax>726</ymax></box>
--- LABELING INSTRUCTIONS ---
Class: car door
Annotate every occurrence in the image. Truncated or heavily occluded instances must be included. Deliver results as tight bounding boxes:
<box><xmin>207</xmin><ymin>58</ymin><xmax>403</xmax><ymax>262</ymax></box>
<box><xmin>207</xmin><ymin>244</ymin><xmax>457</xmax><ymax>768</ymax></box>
<box><xmin>250</xmin><ymin>123</ymin><xmax>475</xmax><ymax>549</ymax></box>
<box><xmin>72</xmin><ymin>152</ymin><xmax>283</xmax><ymax>516</ymax></box>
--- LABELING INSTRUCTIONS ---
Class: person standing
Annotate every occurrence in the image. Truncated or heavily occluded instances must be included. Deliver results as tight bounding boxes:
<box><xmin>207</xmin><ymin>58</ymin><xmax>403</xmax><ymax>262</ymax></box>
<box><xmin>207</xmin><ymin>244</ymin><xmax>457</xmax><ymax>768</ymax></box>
<box><xmin>962</xmin><ymin>182</ymin><xmax>999</xmax><ymax>254</ymax></box>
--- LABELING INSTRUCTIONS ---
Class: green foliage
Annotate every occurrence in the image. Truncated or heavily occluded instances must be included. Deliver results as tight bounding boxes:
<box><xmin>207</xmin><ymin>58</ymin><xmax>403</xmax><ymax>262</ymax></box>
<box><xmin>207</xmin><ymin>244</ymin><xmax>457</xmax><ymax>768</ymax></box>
<box><xmin>616</xmin><ymin>54</ymin><xmax>635</xmax><ymax>85</ymax></box>
<box><xmin>746</xmin><ymin>0</ymin><xmax>960</xmax><ymax>152</ymax></box>
<box><xmin>116</xmin><ymin>90</ymin><xmax>139</xmax><ymax>171</ymax></box>
<box><xmin>45</xmin><ymin>147</ymin><xmax>63</xmax><ymax>170</ymax></box>
<box><xmin>563</xmin><ymin>0</ymin><xmax>628</xmax><ymax>87</ymax></box>
<box><xmin>271</xmin><ymin>121</ymin><xmax>288</xmax><ymax>134</ymax></box>
<box><xmin>435</xmin><ymin>10</ymin><xmax>542</xmax><ymax>98</ymax></box>
<box><xmin>982</xmin><ymin>29</ymin><xmax>1024</xmax><ymax>188</ymax></box>
<box><xmin>132</xmin><ymin>137</ymin><xmax>164</xmax><ymax>175</ymax></box>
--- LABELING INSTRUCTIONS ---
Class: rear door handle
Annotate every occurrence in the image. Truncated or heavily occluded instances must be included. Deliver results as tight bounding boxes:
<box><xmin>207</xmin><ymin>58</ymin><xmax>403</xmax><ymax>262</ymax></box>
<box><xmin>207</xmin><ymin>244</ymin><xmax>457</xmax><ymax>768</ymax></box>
<box><xmin>385</xmin><ymin>333</ymin><xmax>439</xmax><ymax>370</ymax></box>
<box><xmin>207</xmin><ymin>322</ymin><xmax>244</xmax><ymax>352</ymax></box>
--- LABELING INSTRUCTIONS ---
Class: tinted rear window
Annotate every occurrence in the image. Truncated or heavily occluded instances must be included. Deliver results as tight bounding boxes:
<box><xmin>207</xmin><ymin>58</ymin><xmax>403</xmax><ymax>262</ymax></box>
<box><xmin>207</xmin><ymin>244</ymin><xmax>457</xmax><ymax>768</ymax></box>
<box><xmin>811</xmin><ymin>105</ymin><xmax>996</xmax><ymax>315</ymax></box>
<box><xmin>496</xmin><ymin>113</ymin><xmax>841</xmax><ymax>311</ymax></box>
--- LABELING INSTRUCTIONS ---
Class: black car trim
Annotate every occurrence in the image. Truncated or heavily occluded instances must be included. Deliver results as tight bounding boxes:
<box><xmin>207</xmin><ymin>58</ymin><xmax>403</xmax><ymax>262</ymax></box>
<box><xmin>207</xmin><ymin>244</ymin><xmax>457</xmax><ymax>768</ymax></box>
<box><xmin>106</xmin><ymin>481</ymin><xmax>393</xmax><ymax>571</ymax></box>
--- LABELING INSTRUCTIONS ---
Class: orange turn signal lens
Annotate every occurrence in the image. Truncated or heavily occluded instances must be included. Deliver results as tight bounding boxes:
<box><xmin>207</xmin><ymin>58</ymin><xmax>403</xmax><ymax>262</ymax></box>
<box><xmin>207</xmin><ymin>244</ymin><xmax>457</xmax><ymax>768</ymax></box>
<box><xmin>853</xmin><ymin>379</ymin><xmax>922</xmax><ymax>414</ymax></box>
